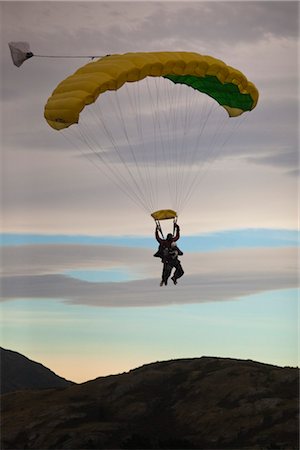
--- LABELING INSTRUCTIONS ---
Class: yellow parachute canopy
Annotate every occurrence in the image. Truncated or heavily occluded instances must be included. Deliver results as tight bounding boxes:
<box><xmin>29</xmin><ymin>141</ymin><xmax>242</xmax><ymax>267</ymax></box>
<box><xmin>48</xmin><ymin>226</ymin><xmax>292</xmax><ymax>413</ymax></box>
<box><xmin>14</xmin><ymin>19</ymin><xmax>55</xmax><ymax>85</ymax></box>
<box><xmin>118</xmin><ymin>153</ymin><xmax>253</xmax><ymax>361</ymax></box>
<box><xmin>44</xmin><ymin>51</ymin><xmax>259</xmax><ymax>130</ymax></box>
<box><xmin>44</xmin><ymin>51</ymin><xmax>259</xmax><ymax>218</ymax></box>
<box><xmin>151</xmin><ymin>209</ymin><xmax>177</xmax><ymax>221</ymax></box>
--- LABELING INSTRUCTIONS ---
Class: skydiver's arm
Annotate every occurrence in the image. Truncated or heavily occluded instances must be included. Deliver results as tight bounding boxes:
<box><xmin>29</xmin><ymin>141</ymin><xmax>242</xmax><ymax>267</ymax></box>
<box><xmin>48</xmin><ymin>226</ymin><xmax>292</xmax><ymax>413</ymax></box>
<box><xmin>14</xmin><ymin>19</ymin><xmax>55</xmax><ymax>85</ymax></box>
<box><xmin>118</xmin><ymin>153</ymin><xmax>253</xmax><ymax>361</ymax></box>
<box><xmin>155</xmin><ymin>228</ymin><xmax>163</xmax><ymax>244</ymax></box>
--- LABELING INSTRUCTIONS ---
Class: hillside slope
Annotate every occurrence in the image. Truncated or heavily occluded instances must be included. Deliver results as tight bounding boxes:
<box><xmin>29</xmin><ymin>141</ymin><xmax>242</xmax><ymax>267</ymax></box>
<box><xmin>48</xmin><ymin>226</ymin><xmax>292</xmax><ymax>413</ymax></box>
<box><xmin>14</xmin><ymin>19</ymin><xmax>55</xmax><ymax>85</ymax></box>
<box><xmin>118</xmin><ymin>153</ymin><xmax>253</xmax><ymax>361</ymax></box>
<box><xmin>1</xmin><ymin>356</ymin><xmax>299</xmax><ymax>449</ymax></box>
<box><xmin>0</xmin><ymin>347</ymin><xmax>74</xmax><ymax>394</ymax></box>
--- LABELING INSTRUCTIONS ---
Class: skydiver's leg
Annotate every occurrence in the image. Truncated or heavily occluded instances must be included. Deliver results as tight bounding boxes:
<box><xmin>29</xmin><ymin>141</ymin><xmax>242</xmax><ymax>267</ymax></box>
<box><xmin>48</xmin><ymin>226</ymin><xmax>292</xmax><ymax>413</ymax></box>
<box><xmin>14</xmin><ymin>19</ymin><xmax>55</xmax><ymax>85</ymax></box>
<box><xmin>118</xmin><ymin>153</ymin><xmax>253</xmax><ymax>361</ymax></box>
<box><xmin>175</xmin><ymin>262</ymin><xmax>184</xmax><ymax>279</ymax></box>
<box><xmin>162</xmin><ymin>262</ymin><xmax>172</xmax><ymax>285</ymax></box>
<box><xmin>171</xmin><ymin>261</ymin><xmax>184</xmax><ymax>284</ymax></box>
<box><xmin>160</xmin><ymin>263</ymin><xmax>167</xmax><ymax>286</ymax></box>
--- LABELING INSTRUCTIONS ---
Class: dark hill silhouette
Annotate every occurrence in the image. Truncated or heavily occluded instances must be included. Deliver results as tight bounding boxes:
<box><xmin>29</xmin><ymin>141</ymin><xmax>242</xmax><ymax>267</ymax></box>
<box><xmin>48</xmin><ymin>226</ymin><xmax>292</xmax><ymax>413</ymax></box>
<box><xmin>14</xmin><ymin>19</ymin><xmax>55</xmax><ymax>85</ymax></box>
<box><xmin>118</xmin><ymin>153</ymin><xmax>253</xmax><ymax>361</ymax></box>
<box><xmin>1</xmin><ymin>356</ymin><xmax>299</xmax><ymax>449</ymax></box>
<box><xmin>0</xmin><ymin>347</ymin><xmax>74</xmax><ymax>394</ymax></box>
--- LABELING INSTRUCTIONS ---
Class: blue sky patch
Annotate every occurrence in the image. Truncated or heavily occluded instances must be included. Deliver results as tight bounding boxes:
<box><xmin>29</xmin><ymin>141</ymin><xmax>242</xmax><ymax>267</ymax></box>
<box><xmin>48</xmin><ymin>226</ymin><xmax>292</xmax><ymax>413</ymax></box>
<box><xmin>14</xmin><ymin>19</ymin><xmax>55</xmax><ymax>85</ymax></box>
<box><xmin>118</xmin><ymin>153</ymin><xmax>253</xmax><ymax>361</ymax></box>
<box><xmin>1</xmin><ymin>229</ymin><xmax>298</xmax><ymax>252</ymax></box>
<box><xmin>65</xmin><ymin>268</ymin><xmax>134</xmax><ymax>283</ymax></box>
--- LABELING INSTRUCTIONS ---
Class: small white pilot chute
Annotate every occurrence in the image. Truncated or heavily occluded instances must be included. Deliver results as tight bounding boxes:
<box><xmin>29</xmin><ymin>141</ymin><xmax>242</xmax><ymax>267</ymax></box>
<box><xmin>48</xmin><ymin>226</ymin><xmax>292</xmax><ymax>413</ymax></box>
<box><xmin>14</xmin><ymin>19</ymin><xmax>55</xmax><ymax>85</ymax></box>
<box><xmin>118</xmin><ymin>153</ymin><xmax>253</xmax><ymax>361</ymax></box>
<box><xmin>8</xmin><ymin>41</ymin><xmax>105</xmax><ymax>68</ymax></box>
<box><xmin>8</xmin><ymin>42</ymin><xmax>34</xmax><ymax>67</ymax></box>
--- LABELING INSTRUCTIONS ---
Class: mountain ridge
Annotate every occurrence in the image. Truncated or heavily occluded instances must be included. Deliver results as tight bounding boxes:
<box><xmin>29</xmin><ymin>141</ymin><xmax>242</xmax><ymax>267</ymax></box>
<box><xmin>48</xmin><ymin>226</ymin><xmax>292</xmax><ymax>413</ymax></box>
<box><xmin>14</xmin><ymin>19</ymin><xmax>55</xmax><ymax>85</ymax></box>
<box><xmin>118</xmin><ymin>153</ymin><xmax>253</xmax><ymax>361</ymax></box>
<box><xmin>0</xmin><ymin>347</ymin><xmax>74</xmax><ymax>394</ymax></box>
<box><xmin>1</xmin><ymin>352</ymin><xmax>298</xmax><ymax>449</ymax></box>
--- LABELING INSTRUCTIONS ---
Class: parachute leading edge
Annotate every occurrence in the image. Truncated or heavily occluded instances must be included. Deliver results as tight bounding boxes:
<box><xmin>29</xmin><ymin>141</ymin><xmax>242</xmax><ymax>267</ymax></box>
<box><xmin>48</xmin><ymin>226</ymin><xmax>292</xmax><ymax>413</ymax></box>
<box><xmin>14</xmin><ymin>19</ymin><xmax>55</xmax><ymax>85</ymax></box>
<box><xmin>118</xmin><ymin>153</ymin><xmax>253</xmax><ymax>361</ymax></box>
<box><xmin>44</xmin><ymin>51</ymin><xmax>259</xmax><ymax>130</ymax></box>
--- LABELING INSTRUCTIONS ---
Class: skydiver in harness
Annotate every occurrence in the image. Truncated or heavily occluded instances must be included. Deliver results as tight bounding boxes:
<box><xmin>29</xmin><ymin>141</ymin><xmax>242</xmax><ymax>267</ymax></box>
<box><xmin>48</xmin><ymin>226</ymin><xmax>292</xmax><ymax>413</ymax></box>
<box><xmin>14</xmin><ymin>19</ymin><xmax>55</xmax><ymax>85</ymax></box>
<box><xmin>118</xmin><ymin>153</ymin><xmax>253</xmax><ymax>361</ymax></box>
<box><xmin>154</xmin><ymin>222</ymin><xmax>184</xmax><ymax>286</ymax></box>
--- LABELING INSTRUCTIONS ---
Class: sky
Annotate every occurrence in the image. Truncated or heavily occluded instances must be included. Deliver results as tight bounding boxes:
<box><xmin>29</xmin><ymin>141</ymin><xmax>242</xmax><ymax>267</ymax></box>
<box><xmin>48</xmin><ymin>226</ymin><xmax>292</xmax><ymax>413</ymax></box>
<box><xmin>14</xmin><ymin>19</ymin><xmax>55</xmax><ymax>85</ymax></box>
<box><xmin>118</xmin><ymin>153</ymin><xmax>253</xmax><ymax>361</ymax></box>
<box><xmin>0</xmin><ymin>1</ymin><xmax>299</xmax><ymax>382</ymax></box>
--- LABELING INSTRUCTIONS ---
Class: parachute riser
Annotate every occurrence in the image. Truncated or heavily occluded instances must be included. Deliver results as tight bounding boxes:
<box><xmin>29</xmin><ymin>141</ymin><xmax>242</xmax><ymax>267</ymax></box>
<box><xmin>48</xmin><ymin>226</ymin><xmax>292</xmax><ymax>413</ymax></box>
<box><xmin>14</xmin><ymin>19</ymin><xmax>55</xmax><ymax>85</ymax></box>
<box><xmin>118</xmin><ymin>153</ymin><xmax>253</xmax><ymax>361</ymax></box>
<box><xmin>155</xmin><ymin>219</ymin><xmax>164</xmax><ymax>239</ymax></box>
<box><xmin>173</xmin><ymin>216</ymin><xmax>178</xmax><ymax>235</ymax></box>
<box><xmin>155</xmin><ymin>217</ymin><xmax>178</xmax><ymax>240</ymax></box>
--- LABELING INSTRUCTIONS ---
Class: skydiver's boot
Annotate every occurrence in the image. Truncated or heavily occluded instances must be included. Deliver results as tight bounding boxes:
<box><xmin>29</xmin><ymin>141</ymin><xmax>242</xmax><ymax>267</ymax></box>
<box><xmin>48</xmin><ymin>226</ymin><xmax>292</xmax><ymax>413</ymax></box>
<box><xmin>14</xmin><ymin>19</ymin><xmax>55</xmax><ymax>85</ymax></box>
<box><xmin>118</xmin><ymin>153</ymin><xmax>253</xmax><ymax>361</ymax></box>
<box><xmin>171</xmin><ymin>276</ymin><xmax>177</xmax><ymax>285</ymax></box>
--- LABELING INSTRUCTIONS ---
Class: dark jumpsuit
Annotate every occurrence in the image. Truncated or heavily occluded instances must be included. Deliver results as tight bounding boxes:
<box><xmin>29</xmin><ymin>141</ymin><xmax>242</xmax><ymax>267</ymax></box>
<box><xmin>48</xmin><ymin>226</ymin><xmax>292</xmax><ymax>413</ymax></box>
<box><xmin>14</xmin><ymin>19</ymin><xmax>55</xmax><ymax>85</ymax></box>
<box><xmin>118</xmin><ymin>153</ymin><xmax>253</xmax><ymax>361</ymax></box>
<box><xmin>155</xmin><ymin>225</ymin><xmax>184</xmax><ymax>284</ymax></box>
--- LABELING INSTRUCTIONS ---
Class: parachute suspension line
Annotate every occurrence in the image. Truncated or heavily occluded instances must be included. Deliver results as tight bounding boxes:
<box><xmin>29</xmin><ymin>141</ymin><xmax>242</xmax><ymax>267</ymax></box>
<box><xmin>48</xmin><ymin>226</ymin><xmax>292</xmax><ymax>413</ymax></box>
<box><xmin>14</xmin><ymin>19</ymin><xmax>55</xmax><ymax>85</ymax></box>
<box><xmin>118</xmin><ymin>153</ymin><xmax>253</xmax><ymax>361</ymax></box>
<box><xmin>77</xmin><ymin>110</ymin><xmax>136</xmax><ymax>195</ymax></box>
<box><xmin>178</xmin><ymin>97</ymin><xmax>223</xmax><ymax>212</ymax></box>
<box><xmin>62</xmin><ymin>80</ymin><xmax>248</xmax><ymax>218</ymax></box>
<box><xmin>123</xmin><ymin>83</ymin><xmax>149</xmax><ymax>206</ymax></box>
<box><xmin>77</xmin><ymin>125</ymin><xmax>150</xmax><ymax>214</ymax></box>
<box><xmin>137</xmin><ymin>81</ymin><xmax>157</xmax><ymax>212</ymax></box>
<box><xmin>165</xmin><ymin>78</ymin><xmax>183</xmax><ymax>210</ymax></box>
<box><xmin>76</xmin><ymin>113</ymin><xmax>151</xmax><ymax>214</ymax></box>
<box><xmin>162</xmin><ymin>80</ymin><xmax>174</xmax><ymax>204</ymax></box>
<box><xmin>179</xmin><ymin>109</ymin><xmax>229</xmax><ymax>212</ymax></box>
<box><xmin>99</xmin><ymin>93</ymin><xmax>150</xmax><ymax>209</ymax></box>
<box><xmin>88</xmin><ymin>95</ymin><xmax>152</xmax><ymax>213</ymax></box>
<box><xmin>123</xmin><ymin>82</ymin><xmax>157</xmax><ymax>213</ymax></box>
<box><xmin>41</xmin><ymin>51</ymin><xmax>259</xmax><ymax>219</ymax></box>
<box><xmin>182</xmin><ymin>87</ymin><xmax>207</xmax><ymax>208</ymax></box>
<box><xmin>175</xmin><ymin>92</ymin><xmax>216</xmax><ymax>212</ymax></box>
<box><xmin>175</xmin><ymin>83</ymin><xmax>202</xmax><ymax>213</ymax></box>
<box><xmin>196</xmin><ymin>112</ymin><xmax>248</xmax><ymax>188</ymax></box>
<box><xmin>179</xmin><ymin>85</ymin><xmax>195</xmax><ymax>210</ymax></box>
<box><xmin>220</xmin><ymin>112</ymin><xmax>247</xmax><ymax>150</ymax></box>
<box><xmin>173</xmin><ymin>85</ymin><xmax>189</xmax><ymax>211</ymax></box>
<box><xmin>181</xmin><ymin>112</ymin><xmax>248</xmax><ymax>213</ymax></box>
<box><xmin>145</xmin><ymin>80</ymin><xmax>160</xmax><ymax>212</ymax></box>
<box><xmin>160</xmin><ymin>80</ymin><xmax>213</xmax><ymax>215</ymax></box>
<box><xmin>175</xmin><ymin>84</ymin><xmax>190</xmax><ymax>209</ymax></box>
<box><xmin>113</xmin><ymin>90</ymin><xmax>154</xmax><ymax>212</ymax></box>
<box><xmin>177</xmin><ymin>84</ymin><xmax>193</xmax><ymax>209</ymax></box>
<box><xmin>60</xmin><ymin>83</ymin><xmax>248</xmax><ymax>218</ymax></box>
<box><xmin>160</xmin><ymin>77</ymin><xmax>184</xmax><ymax>211</ymax></box>
<box><xmin>145</xmin><ymin>78</ymin><xmax>161</xmax><ymax>210</ymax></box>
<box><xmin>146</xmin><ymin>78</ymin><xmax>166</xmax><ymax>201</ymax></box>
<box><xmin>164</xmin><ymin>77</ymin><xmax>183</xmax><ymax>211</ymax></box>
<box><xmin>60</xmin><ymin>127</ymin><xmax>149</xmax><ymax>214</ymax></box>
<box><xmin>165</xmin><ymin>78</ymin><xmax>179</xmax><ymax>209</ymax></box>
<box><xmin>149</xmin><ymin>78</ymin><xmax>174</xmax><ymax>209</ymax></box>
<box><xmin>154</xmin><ymin>78</ymin><xmax>210</xmax><ymax>214</ymax></box>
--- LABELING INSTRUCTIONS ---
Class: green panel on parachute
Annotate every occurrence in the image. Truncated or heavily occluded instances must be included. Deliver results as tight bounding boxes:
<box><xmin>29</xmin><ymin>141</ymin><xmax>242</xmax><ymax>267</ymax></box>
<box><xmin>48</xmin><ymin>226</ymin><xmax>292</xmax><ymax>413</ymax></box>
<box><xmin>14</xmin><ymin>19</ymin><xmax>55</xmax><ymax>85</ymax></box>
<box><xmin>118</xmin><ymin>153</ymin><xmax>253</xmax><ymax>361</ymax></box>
<box><xmin>164</xmin><ymin>74</ymin><xmax>254</xmax><ymax>112</ymax></box>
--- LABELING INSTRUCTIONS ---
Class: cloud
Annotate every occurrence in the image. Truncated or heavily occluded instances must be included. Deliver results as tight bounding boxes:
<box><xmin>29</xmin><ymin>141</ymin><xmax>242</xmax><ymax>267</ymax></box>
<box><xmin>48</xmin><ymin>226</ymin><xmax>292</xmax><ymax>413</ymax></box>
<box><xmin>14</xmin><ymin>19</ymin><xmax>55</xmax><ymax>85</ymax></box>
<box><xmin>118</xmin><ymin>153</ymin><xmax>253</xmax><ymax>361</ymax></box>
<box><xmin>125</xmin><ymin>2</ymin><xmax>298</xmax><ymax>52</ymax></box>
<box><xmin>1</xmin><ymin>1</ymin><xmax>298</xmax><ymax>235</ymax></box>
<box><xmin>0</xmin><ymin>244</ymin><xmax>150</xmax><ymax>276</ymax></box>
<box><xmin>2</xmin><ymin>149</ymin><xmax>297</xmax><ymax>235</ymax></box>
<box><xmin>246</xmin><ymin>146</ymin><xmax>299</xmax><ymax>174</ymax></box>
<box><xmin>1</xmin><ymin>244</ymin><xmax>298</xmax><ymax>307</ymax></box>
